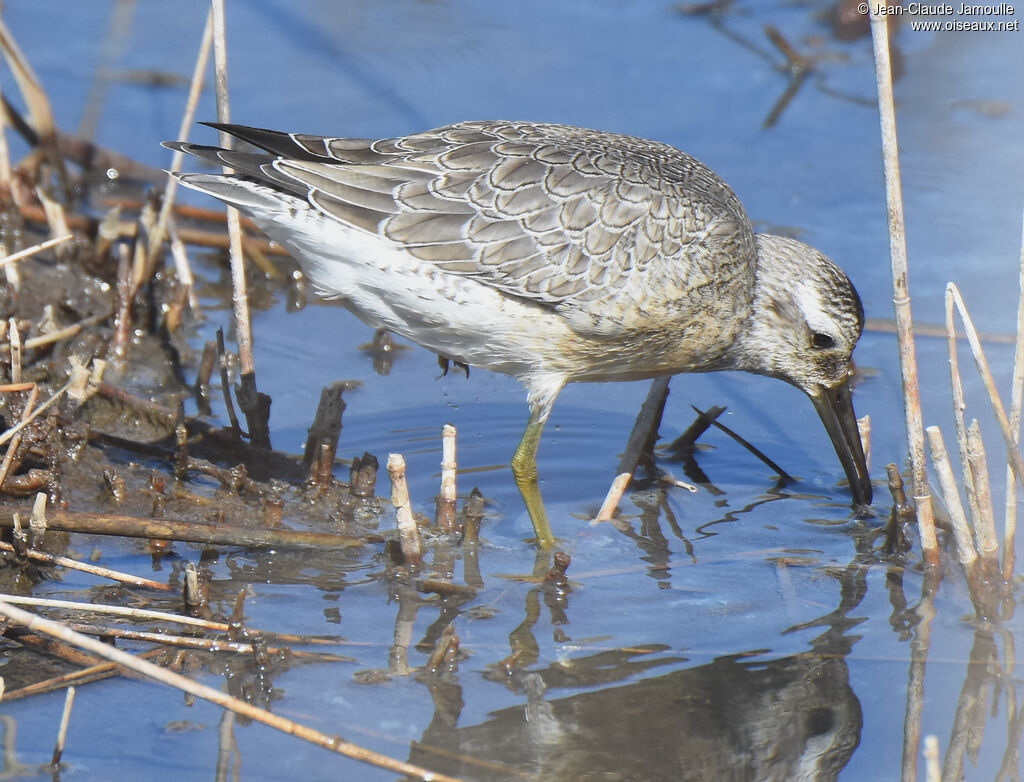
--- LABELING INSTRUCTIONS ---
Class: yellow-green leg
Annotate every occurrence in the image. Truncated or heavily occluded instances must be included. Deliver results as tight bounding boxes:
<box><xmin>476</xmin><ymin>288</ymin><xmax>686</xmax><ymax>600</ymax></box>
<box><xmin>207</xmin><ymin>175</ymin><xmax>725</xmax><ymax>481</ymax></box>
<box><xmin>510</xmin><ymin>407</ymin><xmax>555</xmax><ymax>548</ymax></box>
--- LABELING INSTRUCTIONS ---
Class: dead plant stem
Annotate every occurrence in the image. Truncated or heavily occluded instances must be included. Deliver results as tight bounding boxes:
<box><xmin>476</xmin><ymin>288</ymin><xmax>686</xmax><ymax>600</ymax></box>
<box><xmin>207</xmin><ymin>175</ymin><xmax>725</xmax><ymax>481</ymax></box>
<box><xmin>869</xmin><ymin>9</ymin><xmax>937</xmax><ymax>564</ymax></box>
<box><xmin>1002</xmin><ymin>211</ymin><xmax>1024</xmax><ymax>582</ymax></box>
<box><xmin>210</xmin><ymin>0</ymin><xmax>254</xmax><ymax>379</ymax></box>
<box><xmin>149</xmin><ymin>9</ymin><xmax>213</xmax><ymax>267</ymax></box>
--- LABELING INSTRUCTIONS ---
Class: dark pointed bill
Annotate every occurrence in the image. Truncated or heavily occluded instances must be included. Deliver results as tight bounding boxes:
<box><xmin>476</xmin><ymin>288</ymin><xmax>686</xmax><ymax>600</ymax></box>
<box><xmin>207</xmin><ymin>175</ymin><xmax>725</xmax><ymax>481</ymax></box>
<box><xmin>810</xmin><ymin>379</ymin><xmax>872</xmax><ymax>508</ymax></box>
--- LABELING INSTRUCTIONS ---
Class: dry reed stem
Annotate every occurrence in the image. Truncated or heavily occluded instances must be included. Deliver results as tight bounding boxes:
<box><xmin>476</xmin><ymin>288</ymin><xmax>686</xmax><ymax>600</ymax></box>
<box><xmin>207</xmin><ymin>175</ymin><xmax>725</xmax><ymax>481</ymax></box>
<box><xmin>0</xmin><ymin>542</ymin><xmax>170</xmax><ymax>590</ymax></box>
<box><xmin>925</xmin><ymin>426</ymin><xmax>978</xmax><ymax>566</ymax></box>
<box><xmin>50</xmin><ymin>685</ymin><xmax>75</xmax><ymax>767</ymax></box>
<box><xmin>128</xmin><ymin>192</ymin><xmax>157</xmax><ymax>293</ymax></box>
<box><xmin>945</xmin><ymin>288</ymin><xmax>982</xmax><ymax>531</ymax></box>
<box><xmin>64</xmin><ymin>622</ymin><xmax>349</xmax><ymax>661</ymax></box>
<box><xmin>947</xmin><ymin>284</ymin><xmax>1024</xmax><ymax>523</ymax></box>
<box><xmin>149</xmin><ymin>9</ymin><xmax>213</xmax><ymax>267</ymax></box>
<box><xmin>0</xmin><ymin>600</ymin><xmax>465</xmax><ymax>781</ymax></box>
<box><xmin>0</xmin><ymin>594</ymin><xmax>346</xmax><ymax>650</ymax></box>
<box><xmin>0</xmin><ymin>234</ymin><xmax>73</xmax><ymax>268</ymax></box>
<box><xmin>965</xmin><ymin>420</ymin><xmax>999</xmax><ymax>560</ymax></box>
<box><xmin>0</xmin><ymin>509</ymin><xmax>364</xmax><ymax>549</ymax></box>
<box><xmin>436</xmin><ymin>423</ymin><xmax>457</xmax><ymax>532</ymax></box>
<box><xmin>0</xmin><ymin>595</ymin><xmax>229</xmax><ymax>629</ymax></box>
<box><xmin>15</xmin><ymin>311</ymin><xmax>110</xmax><ymax>352</ymax></box>
<box><xmin>0</xmin><ymin>17</ymin><xmax>65</xmax><ymax>182</ymax></box>
<box><xmin>34</xmin><ymin>179</ymin><xmax>71</xmax><ymax>244</ymax></box>
<box><xmin>869</xmin><ymin>9</ymin><xmax>937</xmax><ymax>564</ymax></box>
<box><xmin>0</xmin><ymin>382</ymin><xmax>37</xmax><ymax>489</ymax></box>
<box><xmin>387</xmin><ymin>453</ymin><xmax>422</xmax><ymax>567</ymax></box>
<box><xmin>210</xmin><ymin>0</ymin><xmax>255</xmax><ymax>379</ymax></box>
<box><xmin>165</xmin><ymin>216</ymin><xmax>199</xmax><ymax>313</ymax></box>
<box><xmin>596</xmin><ymin>473</ymin><xmax>633</xmax><ymax>522</ymax></box>
<box><xmin>1002</xmin><ymin>212</ymin><xmax>1024</xmax><ymax>583</ymax></box>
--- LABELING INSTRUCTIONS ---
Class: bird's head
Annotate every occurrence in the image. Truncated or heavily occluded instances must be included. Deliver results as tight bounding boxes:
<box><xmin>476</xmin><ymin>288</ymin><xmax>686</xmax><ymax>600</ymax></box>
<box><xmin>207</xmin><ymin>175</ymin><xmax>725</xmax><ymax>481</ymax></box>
<box><xmin>737</xmin><ymin>233</ymin><xmax>872</xmax><ymax>507</ymax></box>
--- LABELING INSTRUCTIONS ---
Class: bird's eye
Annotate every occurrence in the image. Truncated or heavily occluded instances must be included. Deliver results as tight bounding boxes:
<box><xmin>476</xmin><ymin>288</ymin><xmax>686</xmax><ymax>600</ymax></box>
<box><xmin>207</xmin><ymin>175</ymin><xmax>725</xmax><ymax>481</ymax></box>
<box><xmin>811</xmin><ymin>332</ymin><xmax>835</xmax><ymax>349</ymax></box>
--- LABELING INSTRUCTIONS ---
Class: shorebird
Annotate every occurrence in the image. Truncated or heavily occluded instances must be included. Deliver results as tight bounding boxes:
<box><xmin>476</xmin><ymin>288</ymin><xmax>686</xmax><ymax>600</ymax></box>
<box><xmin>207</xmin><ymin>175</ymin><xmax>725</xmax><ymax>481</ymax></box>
<box><xmin>167</xmin><ymin>121</ymin><xmax>872</xmax><ymax>546</ymax></box>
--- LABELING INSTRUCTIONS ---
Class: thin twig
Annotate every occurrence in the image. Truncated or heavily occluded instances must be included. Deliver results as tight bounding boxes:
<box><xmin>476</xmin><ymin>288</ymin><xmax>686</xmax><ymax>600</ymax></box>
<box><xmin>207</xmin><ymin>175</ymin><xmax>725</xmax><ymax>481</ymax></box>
<box><xmin>0</xmin><ymin>544</ymin><xmax>170</xmax><ymax>590</ymax></box>
<box><xmin>0</xmin><ymin>594</ymin><xmax>345</xmax><ymax>646</ymax></box>
<box><xmin>869</xmin><ymin>9</ymin><xmax>936</xmax><ymax>565</ymax></box>
<box><xmin>0</xmin><ymin>234</ymin><xmax>73</xmax><ymax>268</ymax></box>
<box><xmin>0</xmin><ymin>600</ymin><xmax>465</xmax><ymax>782</ymax></box>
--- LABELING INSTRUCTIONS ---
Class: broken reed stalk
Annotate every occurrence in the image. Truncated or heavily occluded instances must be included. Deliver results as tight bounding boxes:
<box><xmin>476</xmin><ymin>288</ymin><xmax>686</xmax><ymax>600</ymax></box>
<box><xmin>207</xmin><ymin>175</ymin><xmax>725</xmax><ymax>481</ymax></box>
<box><xmin>387</xmin><ymin>453</ymin><xmax>422</xmax><ymax>567</ymax></box>
<box><xmin>50</xmin><ymin>685</ymin><xmax>75</xmax><ymax>767</ymax></box>
<box><xmin>0</xmin><ymin>601</ymin><xmax>464</xmax><ymax>782</ymax></box>
<box><xmin>869</xmin><ymin>9</ymin><xmax>937</xmax><ymax>565</ymax></box>
<box><xmin>945</xmin><ymin>288</ymin><xmax>983</xmax><ymax>527</ymax></box>
<box><xmin>965</xmin><ymin>421</ymin><xmax>1000</xmax><ymax>564</ymax></box>
<box><xmin>947</xmin><ymin>284</ymin><xmax>1024</xmax><ymax>562</ymax></box>
<box><xmin>436</xmin><ymin>423</ymin><xmax>457</xmax><ymax>532</ymax></box>
<box><xmin>924</xmin><ymin>427</ymin><xmax>978</xmax><ymax>566</ymax></box>
<box><xmin>1002</xmin><ymin>212</ymin><xmax>1024</xmax><ymax>583</ymax></box>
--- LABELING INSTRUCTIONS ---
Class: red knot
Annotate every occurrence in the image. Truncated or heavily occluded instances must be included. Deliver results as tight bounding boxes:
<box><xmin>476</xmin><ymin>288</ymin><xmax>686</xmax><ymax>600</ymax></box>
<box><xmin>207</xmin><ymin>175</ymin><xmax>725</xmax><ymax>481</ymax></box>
<box><xmin>168</xmin><ymin>121</ymin><xmax>872</xmax><ymax>546</ymax></box>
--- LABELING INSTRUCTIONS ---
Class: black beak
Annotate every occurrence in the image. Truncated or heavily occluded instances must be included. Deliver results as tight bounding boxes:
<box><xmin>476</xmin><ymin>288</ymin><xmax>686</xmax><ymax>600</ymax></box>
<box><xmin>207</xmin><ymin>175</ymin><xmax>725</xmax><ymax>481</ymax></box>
<box><xmin>810</xmin><ymin>378</ymin><xmax>872</xmax><ymax>508</ymax></box>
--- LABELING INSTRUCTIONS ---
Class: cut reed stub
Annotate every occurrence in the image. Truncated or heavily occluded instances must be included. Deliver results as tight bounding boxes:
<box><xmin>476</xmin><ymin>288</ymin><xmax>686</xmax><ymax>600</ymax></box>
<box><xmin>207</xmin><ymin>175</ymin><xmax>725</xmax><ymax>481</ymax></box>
<box><xmin>349</xmin><ymin>452</ymin><xmax>378</xmax><ymax>498</ymax></box>
<box><xmin>387</xmin><ymin>453</ymin><xmax>422</xmax><ymax>567</ymax></box>
<box><xmin>435</xmin><ymin>423</ymin><xmax>457</xmax><ymax>533</ymax></box>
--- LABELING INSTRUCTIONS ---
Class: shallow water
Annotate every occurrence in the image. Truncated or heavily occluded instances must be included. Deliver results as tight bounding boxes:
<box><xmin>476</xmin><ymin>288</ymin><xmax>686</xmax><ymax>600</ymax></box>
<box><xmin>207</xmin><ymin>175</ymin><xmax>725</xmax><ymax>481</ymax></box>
<box><xmin>3</xmin><ymin>1</ymin><xmax>1024</xmax><ymax>780</ymax></box>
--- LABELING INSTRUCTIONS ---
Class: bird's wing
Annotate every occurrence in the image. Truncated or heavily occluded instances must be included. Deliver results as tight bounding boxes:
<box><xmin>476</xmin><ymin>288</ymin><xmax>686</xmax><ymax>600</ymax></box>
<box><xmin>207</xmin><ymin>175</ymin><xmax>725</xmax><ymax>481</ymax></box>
<box><xmin>183</xmin><ymin>121</ymin><xmax>755</xmax><ymax>332</ymax></box>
